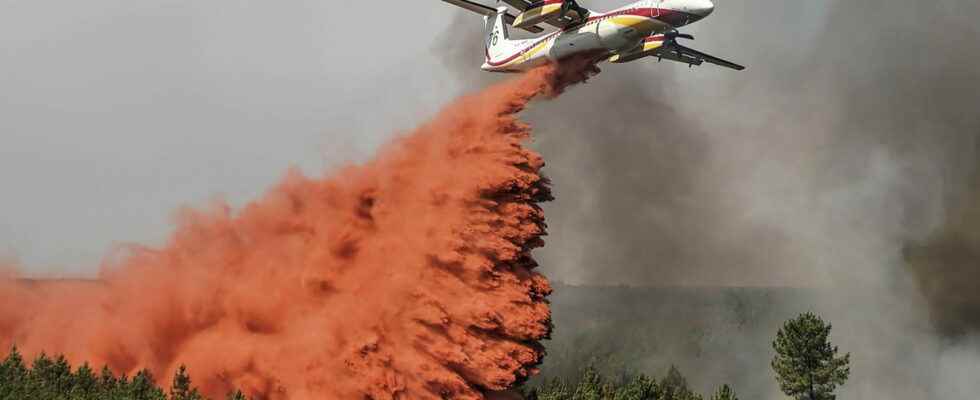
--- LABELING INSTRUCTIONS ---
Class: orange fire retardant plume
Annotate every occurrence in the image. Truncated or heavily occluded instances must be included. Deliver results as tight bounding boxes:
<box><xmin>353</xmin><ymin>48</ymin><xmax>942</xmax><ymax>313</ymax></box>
<box><xmin>0</xmin><ymin>62</ymin><xmax>596</xmax><ymax>399</ymax></box>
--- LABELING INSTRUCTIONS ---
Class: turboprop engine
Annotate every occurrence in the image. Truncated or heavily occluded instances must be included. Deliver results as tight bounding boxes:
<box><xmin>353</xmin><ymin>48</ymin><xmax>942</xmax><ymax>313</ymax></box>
<box><xmin>513</xmin><ymin>0</ymin><xmax>589</xmax><ymax>28</ymax></box>
<box><xmin>608</xmin><ymin>31</ymin><xmax>694</xmax><ymax>63</ymax></box>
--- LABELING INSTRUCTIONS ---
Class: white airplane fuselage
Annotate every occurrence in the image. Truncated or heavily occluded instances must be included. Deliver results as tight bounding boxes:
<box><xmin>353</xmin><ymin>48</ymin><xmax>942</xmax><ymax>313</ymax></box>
<box><xmin>482</xmin><ymin>0</ymin><xmax>715</xmax><ymax>72</ymax></box>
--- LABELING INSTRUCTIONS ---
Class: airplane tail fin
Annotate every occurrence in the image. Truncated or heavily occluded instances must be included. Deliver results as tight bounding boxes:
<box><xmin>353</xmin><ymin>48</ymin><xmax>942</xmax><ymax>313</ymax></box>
<box><xmin>483</xmin><ymin>7</ymin><xmax>514</xmax><ymax>62</ymax></box>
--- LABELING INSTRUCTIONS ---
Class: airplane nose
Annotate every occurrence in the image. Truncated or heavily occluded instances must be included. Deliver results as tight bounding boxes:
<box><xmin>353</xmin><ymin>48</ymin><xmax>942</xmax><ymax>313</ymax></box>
<box><xmin>691</xmin><ymin>0</ymin><xmax>715</xmax><ymax>17</ymax></box>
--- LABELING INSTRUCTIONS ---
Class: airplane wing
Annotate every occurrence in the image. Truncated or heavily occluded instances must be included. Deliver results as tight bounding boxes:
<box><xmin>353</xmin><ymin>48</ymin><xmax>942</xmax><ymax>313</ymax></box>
<box><xmin>501</xmin><ymin>0</ymin><xmax>590</xmax><ymax>29</ymax></box>
<box><xmin>442</xmin><ymin>0</ymin><xmax>545</xmax><ymax>33</ymax></box>
<box><xmin>500</xmin><ymin>0</ymin><xmax>533</xmax><ymax>10</ymax></box>
<box><xmin>655</xmin><ymin>42</ymin><xmax>746</xmax><ymax>71</ymax></box>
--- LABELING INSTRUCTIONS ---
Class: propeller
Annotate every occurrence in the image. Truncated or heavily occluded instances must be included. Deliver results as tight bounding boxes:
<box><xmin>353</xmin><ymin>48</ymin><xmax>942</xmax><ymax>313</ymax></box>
<box><xmin>657</xmin><ymin>30</ymin><xmax>697</xmax><ymax>67</ymax></box>
<box><xmin>560</xmin><ymin>0</ymin><xmax>589</xmax><ymax>22</ymax></box>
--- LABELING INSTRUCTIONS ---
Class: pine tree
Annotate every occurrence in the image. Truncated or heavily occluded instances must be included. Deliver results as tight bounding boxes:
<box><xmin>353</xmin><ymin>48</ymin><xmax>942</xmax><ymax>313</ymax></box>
<box><xmin>170</xmin><ymin>365</ymin><xmax>203</xmax><ymax>400</ymax></box>
<box><xmin>225</xmin><ymin>389</ymin><xmax>248</xmax><ymax>400</ymax></box>
<box><xmin>1</xmin><ymin>346</ymin><xmax>28</xmax><ymax>380</ymax></box>
<box><xmin>537</xmin><ymin>377</ymin><xmax>572</xmax><ymax>400</ymax></box>
<box><xmin>129</xmin><ymin>369</ymin><xmax>166</xmax><ymax>400</ymax></box>
<box><xmin>613</xmin><ymin>374</ymin><xmax>656</xmax><ymax>400</ymax></box>
<box><xmin>112</xmin><ymin>371</ymin><xmax>133</xmax><ymax>400</ymax></box>
<box><xmin>72</xmin><ymin>362</ymin><xmax>99</xmax><ymax>398</ymax></box>
<box><xmin>709</xmin><ymin>384</ymin><xmax>738</xmax><ymax>400</ymax></box>
<box><xmin>99</xmin><ymin>365</ymin><xmax>118</xmax><ymax>392</ymax></box>
<box><xmin>51</xmin><ymin>355</ymin><xmax>74</xmax><ymax>394</ymax></box>
<box><xmin>0</xmin><ymin>346</ymin><xmax>29</xmax><ymax>399</ymax></box>
<box><xmin>771</xmin><ymin>313</ymin><xmax>850</xmax><ymax>400</ymax></box>
<box><xmin>659</xmin><ymin>365</ymin><xmax>702</xmax><ymax>400</ymax></box>
<box><xmin>572</xmin><ymin>365</ymin><xmax>604</xmax><ymax>400</ymax></box>
<box><xmin>28</xmin><ymin>352</ymin><xmax>57</xmax><ymax>397</ymax></box>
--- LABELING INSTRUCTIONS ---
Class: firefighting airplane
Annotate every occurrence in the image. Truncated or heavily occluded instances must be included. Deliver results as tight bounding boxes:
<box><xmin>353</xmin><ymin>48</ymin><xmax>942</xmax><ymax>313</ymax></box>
<box><xmin>441</xmin><ymin>0</ymin><xmax>745</xmax><ymax>72</ymax></box>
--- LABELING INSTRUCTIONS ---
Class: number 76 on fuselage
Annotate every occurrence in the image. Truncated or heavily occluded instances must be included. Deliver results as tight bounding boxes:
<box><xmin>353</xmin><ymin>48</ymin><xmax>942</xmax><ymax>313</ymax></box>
<box><xmin>440</xmin><ymin>0</ymin><xmax>745</xmax><ymax>72</ymax></box>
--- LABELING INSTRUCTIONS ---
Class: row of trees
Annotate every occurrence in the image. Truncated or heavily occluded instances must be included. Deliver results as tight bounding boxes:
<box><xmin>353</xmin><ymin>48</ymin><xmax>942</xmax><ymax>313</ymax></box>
<box><xmin>0</xmin><ymin>348</ymin><xmax>246</xmax><ymax>400</ymax></box>
<box><xmin>523</xmin><ymin>312</ymin><xmax>850</xmax><ymax>400</ymax></box>
<box><xmin>0</xmin><ymin>313</ymin><xmax>849</xmax><ymax>400</ymax></box>
<box><xmin>524</xmin><ymin>365</ymin><xmax>737</xmax><ymax>400</ymax></box>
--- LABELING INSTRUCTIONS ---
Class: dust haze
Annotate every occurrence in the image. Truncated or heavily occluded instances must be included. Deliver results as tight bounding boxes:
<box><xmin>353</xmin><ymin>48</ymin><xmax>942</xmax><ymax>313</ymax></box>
<box><xmin>437</xmin><ymin>0</ymin><xmax>980</xmax><ymax>398</ymax></box>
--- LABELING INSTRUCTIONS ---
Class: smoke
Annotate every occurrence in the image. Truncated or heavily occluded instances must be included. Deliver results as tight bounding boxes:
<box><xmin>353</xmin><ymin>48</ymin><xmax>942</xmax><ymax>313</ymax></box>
<box><xmin>437</xmin><ymin>4</ymin><xmax>805</xmax><ymax>288</ymax></box>
<box><xmin>907</xmin><ymin>182</ymin><xmax>980</xmax><ymax>336</ymax></box>
<box><xmin>724</xmin><ymin>4</ymin><xmax>980</xmax><ymax>397</ymax></box>
<box><xmin>0</xmin><ymin>65</ymin><xmax>589</xmax><ymax>399</ymax></box>
<box><xmin>434</xmin><ymin>0</ymin><xmax>980</xmax><ymax>397</ymax></box>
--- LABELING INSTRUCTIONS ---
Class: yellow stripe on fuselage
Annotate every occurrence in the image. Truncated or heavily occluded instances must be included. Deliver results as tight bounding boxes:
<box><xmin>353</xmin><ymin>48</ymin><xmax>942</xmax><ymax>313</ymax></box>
<box><xmin>642</xmin><ymin>41</ymin><xmax>663</xmax><ymax>52</ymax></box>
<box><xmin>522</xmin><ymin>39</ymin><xmax>552</xmax><ymax>61</ymax></box>
<box><xmin>606</xmin><ymin>15</ymin><xmax>659</xmax><ymax>35</ymax></box>
<box><xmin>492</xmin><ymin>38</ymin><xmax>553</xmax><ymax>69</ymax></box>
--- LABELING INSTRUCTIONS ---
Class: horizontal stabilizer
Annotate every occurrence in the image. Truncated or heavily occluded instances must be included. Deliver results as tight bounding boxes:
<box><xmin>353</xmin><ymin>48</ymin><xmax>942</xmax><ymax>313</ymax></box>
<box><xmin>501</xmin><ymin>0</ymin><xmax>590</xmax><ymax>29</ymax></box>
<box><xmin>442</xmin><ymin>0</ymin><xmax>545</xmax><ymax>33</ymax></box>
<box><xmin>500</xmin><ymin>0</ymin><xmax>533</xmax><ymax>10</ymax></box>
<box><xmin>513</xmin><ymin>1</ymin><xmax>565</xmax><ymax>28</ymax></box>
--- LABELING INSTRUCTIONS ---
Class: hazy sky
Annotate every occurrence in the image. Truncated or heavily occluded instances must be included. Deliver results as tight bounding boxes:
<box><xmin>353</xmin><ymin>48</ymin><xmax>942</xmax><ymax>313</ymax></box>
<box><xmin>1</xmin><ymin>1</ymin><xmax>472</xmax><ymax>275</ymax></box>
<box><xmin>0</xmin><ymin>0</ymin><xmax>785</xmax><ymax>278</ymax></box>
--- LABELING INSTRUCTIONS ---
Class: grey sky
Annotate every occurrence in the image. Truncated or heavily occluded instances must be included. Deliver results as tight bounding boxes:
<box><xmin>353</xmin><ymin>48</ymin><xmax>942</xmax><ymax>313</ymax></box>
<box><xmin>1</xmin><ymin>1</ymin><xmax>467</xmax><ymax>275</ymax></box>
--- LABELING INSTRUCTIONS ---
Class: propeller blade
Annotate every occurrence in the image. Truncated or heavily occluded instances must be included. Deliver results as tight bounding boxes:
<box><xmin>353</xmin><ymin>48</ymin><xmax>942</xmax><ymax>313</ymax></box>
<box><xmin>665</xmin><ymin>30</ymin><xmax>695</xmax><ymax>41</ymax></box>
